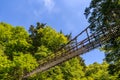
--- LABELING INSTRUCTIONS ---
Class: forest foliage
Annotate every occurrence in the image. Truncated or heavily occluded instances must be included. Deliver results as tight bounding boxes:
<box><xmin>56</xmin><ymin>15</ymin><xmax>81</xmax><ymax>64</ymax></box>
<box><xmin>0</xmin><ymin>0</ymin><xmax>120</xmax><ymax>80</ymax></box>
<box><xmin>0</xmin><ymin>22</ymin><xmax>118</xmax><ymax>80</ymax></box>
<box><xmin>85</xmin><ymin>0</ymin><xmax>120</xmax><ymax>78</ymax></box>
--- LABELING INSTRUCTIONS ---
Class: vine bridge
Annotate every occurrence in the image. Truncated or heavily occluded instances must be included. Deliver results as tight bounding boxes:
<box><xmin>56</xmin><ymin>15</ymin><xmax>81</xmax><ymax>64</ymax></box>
<box><xmin>23</xmin><ymin>25</ymin><xmax>120</xmax><ymax>79</ymax></box>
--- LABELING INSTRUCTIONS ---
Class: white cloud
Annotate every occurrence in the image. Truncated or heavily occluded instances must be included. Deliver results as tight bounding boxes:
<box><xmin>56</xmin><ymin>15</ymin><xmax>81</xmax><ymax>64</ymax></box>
<box><xmin>27</xmin><ymin>0</ymin><xmax>55</xmax><ymax>12</ymax></box>
<box><xmin>43</xmin><ymin>0</ymin><xmax>55</xmax><ymax>12</ymax></box>
<box><xmin>27</xmin><ymin>0</ymin><xmax>57</xmax><ymax>18</ymax></box>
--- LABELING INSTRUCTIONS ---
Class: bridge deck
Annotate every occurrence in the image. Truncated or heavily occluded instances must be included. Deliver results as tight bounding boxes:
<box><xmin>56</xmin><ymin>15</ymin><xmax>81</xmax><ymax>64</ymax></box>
<box><xmin>22</xmin><ymin>25</ymin><xmax>120</xmax><ymax>79</ymax></box>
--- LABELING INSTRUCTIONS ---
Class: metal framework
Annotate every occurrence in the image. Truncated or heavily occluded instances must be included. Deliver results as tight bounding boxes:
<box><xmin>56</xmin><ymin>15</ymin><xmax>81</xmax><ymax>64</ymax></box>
<box><xmin>22</xmin><ymin>25</ymin><xmax>120</xmax><ymax>79</ymax></box>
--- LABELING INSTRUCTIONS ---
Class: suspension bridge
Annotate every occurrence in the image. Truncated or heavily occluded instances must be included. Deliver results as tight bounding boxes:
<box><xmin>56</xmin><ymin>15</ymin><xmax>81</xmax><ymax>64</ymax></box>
<box><xmin>22</xmin><ymin>25</ymin><xmax>120</xmax><ymax>79</ymax></box>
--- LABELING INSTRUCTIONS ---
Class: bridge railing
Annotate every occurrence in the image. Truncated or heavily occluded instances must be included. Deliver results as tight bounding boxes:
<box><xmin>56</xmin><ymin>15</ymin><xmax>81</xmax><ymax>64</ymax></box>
<box><xmin>23</xmin><ymin>25</ymin><xmax>120</xmax><ymax>79</ymax></box>
<box><xmin>37</xmin><ymin>25</ymin><xmax>118</xmax><ymax>67</ymax></box>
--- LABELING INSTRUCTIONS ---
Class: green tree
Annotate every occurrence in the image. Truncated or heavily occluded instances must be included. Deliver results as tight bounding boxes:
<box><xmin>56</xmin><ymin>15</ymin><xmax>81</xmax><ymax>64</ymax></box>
<box><xmin>0</xmin><ymin>22</ymin><xmax>30</xmax><ymax>60</ymax></box>
<box><xmin>85</xmin><ymin>62</ymin><xmax>117</xmax><ymax>80</ymax></box>
<box><xmin>34</xmin><ymin>45</ymin><xmax>52</xmax><ymax>60</ymax></box>
<box><xmin>28</xmin><ymin>23</ymin><xmax>86</xmax><ymax>80</ymax></box>
<box><xmin>30</xmin><ymin>57</ymin><xmax>86</xmax><ymax>80</ymax></box>
<box><xmin>0</xmin><ymin>49</ymin><xmax>14</xmax><ymax>79</ymax></box>
<box><xmin>28</xmin><ymin>23</ymin><xmax>68</xmax><ymax>64</ymax></box>
<box><xmin>0</xmin><ymin>46</ymin><xmax>13</xmax><ymax>79</ymax></box>
<box><xmin>0</xmin><ymin>22</ymin><xmax>13</xmax><ymax>45</ymax></box>
<box><xmin>2</xmin><ymin>22</ymin><xmax>117</xmax><ymax>80</ymax></box>
<box><xmin>12</xmin><ymin>53</ymin><xmax>38</xmax><ymax>79</ymax></box>
<box><xmin>31</xmin><ymin>66</ymin><xmax>64</xmax><ymax>80</ymax></box>
<box><xmin>85</xmin><ymin>0</ymin><xmax>120</xmax><ymax>78</ymax></box>
<box><xmin>29</xmin><ymin>22</ymin><xmax>45</xmax><ymax>54</ymax></box>
<box><xmin>60</xmin><ymin>57</ymin><xmax>86</xmax><ymax>80</ymax></box>
<box><xmin>29</xmin><ymin>23</ymin><xmax>68</xmax><ymax>54</ymax></box>
<box><xmin>0</xmin><ymin>22</ymin><xmax>38</xmax><ymax>79</ymax></box>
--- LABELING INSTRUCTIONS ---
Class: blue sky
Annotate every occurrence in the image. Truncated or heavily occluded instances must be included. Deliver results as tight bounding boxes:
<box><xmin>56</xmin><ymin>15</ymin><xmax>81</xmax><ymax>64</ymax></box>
<box><xmin>0</xmin><ymin>0</ymin><xmax>105</xmax><ymax>65</ymax></box>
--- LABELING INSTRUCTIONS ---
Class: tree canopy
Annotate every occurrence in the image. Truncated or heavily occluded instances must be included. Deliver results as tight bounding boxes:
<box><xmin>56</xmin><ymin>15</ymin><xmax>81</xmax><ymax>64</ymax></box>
<box><xmin>85</xmin><ymin>0</ymin><xmax>120</xmax><ymax>78</ymax></box>
<box><xmin>0</xmin><ymin>22</ymin><xmax>119</xmax><ymax>79</ymax></box>
<box><xmin>1</xmin><ymin>0</ymin><xmax>120</xmax><ymax>78</ymax></box>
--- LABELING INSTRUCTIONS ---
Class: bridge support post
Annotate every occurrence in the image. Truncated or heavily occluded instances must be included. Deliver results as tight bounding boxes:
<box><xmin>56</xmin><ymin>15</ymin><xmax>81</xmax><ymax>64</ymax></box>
<box><xmin>86</xmin><ymin>29</ymin><xmax>92</xmax><ymax>51</ymax></box>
